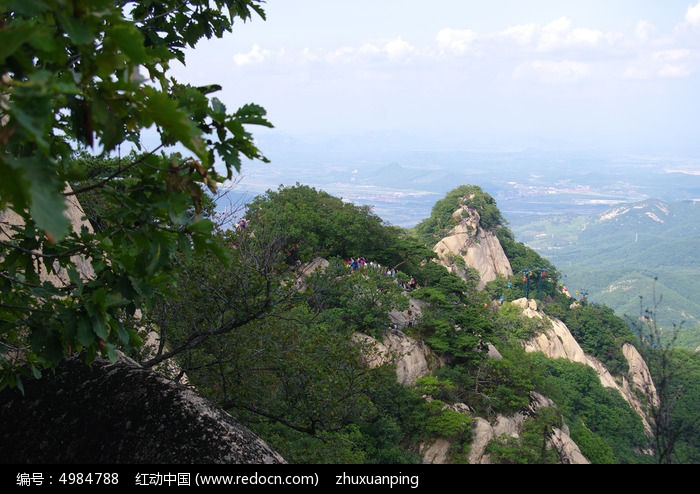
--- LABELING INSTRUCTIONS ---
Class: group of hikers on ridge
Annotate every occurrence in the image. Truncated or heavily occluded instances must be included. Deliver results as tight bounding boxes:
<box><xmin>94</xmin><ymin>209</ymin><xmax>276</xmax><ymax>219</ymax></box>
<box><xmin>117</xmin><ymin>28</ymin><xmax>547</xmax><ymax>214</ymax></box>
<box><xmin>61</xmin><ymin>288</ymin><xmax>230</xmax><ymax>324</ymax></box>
<box><xmin>345</xmin><ymin>256</ymin><xmax>417</xmax><ymax>291</ymax></box>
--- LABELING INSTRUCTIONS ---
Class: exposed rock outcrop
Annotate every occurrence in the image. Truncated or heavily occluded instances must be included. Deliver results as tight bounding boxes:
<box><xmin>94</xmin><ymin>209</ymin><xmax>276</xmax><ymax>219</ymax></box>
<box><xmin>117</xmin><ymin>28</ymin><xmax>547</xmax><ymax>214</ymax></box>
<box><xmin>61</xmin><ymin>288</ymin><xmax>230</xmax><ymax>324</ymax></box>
<box><xmin>0</xmin><ymin>186</ymin><xmax>96</xmax><ymax>285</ymax></box>
<box><xmin>517</xmin><ymin>298</ymin><xmax>658</xmax><ymax>436</ymax></box>
<box><xmin>0</xmin><ymin>355</ymin><xmax>286</xmax><ymax>464</ymax></box>
<box><xmin>420</xmin><ymin>438</ymin><xmax>452</xmax><ymax>464</ymax></box>
<box><xmin>549</xmin><ymin>427</ymin><xmax>591</xmax><ymax>464</ymax></box>
<box><xmin>433</xmin><ymin>206</ymin><xmax>512</xmax><ymax>290</ymax></box>
<box><xmin>486</xmin><ymin>342</ymin><xmax>503</xmax><ymax>360</ymax></box>
<box><xmin>466</xmin><ymin>392</ymin><xmax>588</xmax><ymax>464</ymax></box>
<box><xmin>293</xmin><ymin>256</ymin><xmax>329</xmax><ymax>290</ymax></box>
<box><xmin>389</xmin><ymin>298</ymin><xmax>426</xmax><ymax>330</ymax></box>
<box><xmin>420</xmin><ymin>392</ymin><xmax>588</xmax><ymax>464</ymax></box>
<box><xmin>355</xmin><ymin>327</ymin><xmax>436</xmax><ymax>386</ymax></box>
<box><xmin>1</xmin><ymin>188</ymin><xmax>187</xmax><ymax>382</ymax></box>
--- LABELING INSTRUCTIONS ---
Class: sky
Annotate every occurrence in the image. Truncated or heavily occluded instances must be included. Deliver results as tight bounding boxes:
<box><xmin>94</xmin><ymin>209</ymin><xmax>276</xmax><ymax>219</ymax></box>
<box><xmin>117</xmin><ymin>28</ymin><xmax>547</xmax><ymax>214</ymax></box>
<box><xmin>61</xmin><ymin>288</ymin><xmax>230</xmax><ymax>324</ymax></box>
<box><xmin>171</xmin><ymin>1</ymin><xmax>700</xmax><ymax>155</ymax></box>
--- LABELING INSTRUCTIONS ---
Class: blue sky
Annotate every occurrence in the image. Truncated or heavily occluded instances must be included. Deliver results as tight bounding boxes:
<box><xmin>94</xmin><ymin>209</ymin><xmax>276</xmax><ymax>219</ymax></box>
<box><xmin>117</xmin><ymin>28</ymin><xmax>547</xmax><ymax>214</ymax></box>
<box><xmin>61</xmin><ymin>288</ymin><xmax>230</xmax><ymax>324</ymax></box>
<box><xmin>172</xmin><ymin>1</ymin><xmax>700</xmax><ymax>154</ymax></box>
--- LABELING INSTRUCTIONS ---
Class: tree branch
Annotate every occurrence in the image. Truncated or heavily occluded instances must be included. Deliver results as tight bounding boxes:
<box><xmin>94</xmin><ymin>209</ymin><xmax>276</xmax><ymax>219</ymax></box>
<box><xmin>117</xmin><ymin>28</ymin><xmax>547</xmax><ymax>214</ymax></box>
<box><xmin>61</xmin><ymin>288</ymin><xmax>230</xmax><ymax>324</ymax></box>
<box><xmin>219</xmin><ymin>400</ymin><xmax>316</xmax><ymax>436</ymax></box>
<box><xmin>64</xmin><ymin>145</ymin><xmax>164</xmax><ymax>197</ymax></box>
<box><xmin>140</xmin><ymin>279</ymin><xmax>274</xmax><ymax>368</ymax></box>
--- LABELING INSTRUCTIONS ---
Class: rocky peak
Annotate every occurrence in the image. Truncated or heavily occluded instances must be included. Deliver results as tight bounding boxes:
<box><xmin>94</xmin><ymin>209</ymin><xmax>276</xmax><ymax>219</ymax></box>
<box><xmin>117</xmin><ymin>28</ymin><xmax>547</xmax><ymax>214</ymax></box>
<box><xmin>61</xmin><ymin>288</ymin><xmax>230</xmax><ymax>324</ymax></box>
<box><xmin>433</xmin><ymin>205</ymin><xmax>513</xmax><ymax>290</ymax></box>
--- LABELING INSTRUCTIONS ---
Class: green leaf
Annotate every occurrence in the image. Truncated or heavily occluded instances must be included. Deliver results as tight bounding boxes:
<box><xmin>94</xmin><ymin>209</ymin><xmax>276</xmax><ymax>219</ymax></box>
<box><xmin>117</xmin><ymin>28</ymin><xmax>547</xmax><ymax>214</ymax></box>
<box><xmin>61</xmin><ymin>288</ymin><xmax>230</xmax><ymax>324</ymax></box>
<box><xmin>143</xmin><ymin>89</ymin><xmax>208</xmax><ymax>165</ymax></box>
<box><xmin>28</xmin><ymin>179</ymin><xmax>70</xmax><ymax>242</ymax></box>
<box><xmin>30</xmin><ymin>326</ymin><xmax>64</xmax><ymax>367</ymax></box>
<box><xmin>145</xmin><ymin>241</ymin><xmax>163</xmax><ymax>275</ymax></box>
<box><xmin>188</xmin><ymin>218</ymin><xmax>214</xmax><ymax>235</ymax></box>
<box><xmin>5</xmin><ymin>154</ymin><xmax>71</xmax><ymax>241</ymax></box>
<box><xmin>6</xmin><ymin>0</ymin><xmax>50</xmax><ymax>17</ymax></box>
<box><xmin>30</xmin><ymin>366</ymin><xmax>42</xmax><ymax>380</ymax></box>
<box><xmin>234</xmin><ymin>103</ymin><xmax>273</xmax><ymax>127</ymax></box>
<box><xmin>106</xmin><ymin>343</ymin><xmax>119</xmax><ymax>363</ymax></box>
<box><xmin>116</xmin><ymin>323</ymin><xmax>131</xmax><ymax>346</ymax></box>
<box><xmin>211</xmin><ymin>97</ymin><xmax>226</xmax><ymax>119</ymax></box>
<box><xmin>196</xmin><ymin>84</ymin><xmax>222</xmax><ymax>95</ymax></box>
<box><xmin>108</xmin><ymin>24</ymin><xmax>148</xmax><ymax>64</ymax></box>
<box><xmin>66</xmin><ymin>264</ymin><xmax>83</xmax><ymax>295</ymax></box>
<box><xmin>15</xmin><ymin>376</ymin><xmax>24</xmax><ymax>396</ymax></box>
<box><xmin>77</xmin><ymin>317</ymin><xmax>94</xmax><ymax>347</ymax></box>
<box><xmin>92</xmin><ymin>316</ymin><xmax>108</xmax><ymax>341</ymax></box>
<box><xmin>55</xmin><ymin>12</ymin><xmax>95</xmax><ymax>45</ymax></box>
<box><xmin>7</xmin><ymin>99</ymin><xmax>51</xmax><ymax>152</ymax></box>
<box><xmin>0</xmin><ymin>23</ymin><xmax>36</xmax><ymax>61</ymax></box>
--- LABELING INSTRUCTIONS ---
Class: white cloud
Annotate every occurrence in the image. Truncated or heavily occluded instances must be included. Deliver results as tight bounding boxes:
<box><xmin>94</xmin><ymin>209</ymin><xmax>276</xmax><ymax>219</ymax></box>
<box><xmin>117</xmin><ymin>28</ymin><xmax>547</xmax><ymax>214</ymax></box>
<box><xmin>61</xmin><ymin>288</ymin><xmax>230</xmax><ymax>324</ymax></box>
<box><xmin>514</xmin><ymin>59</ymin><xmax>590</xmax><ymax>84</ymax></box>
<box><xmin>653</xmin><ymin>49</ymin><xmax>692</xmax><ymax>77</ymax></box>
<box><xmin>324</xmin><ymin>38</ymin><xmax>415</xmax><ymax>64</ymax></box>
<box><xmin>624</xmin><ymin>49</ymin><xmax>693</xmax><ymax>80</ymax></box>
<box><xmin>233</xmin><ymin>44</ymin><xmax>271</xmax><ymax>66</ymax></box>
<box><xmin>436</xmin><ymin>28</ymin><xmax>477</xmax><ymax>56</ymax></box>
<box><xmin>538</xmin><ymin>17</ymin><xmax>572</xmax><ymax>51</ymax></box>
<box><xmin>500</xmin><ymin>23</ymin><xmax>537</xmax><ymax>46</ymax></box>
<box><xmin>568</xmin><ymin>28</ymin><xmax>605</xmax><ymax>46</ymax></box>
<box><xmin>533</xmin><ymin>16</ymin><xmax>616</xmax><ymax>52</ymax></box>
<box><xmin>635</xmin><ymin>20</ymin><xmax>658</xmax><ymax>43</ymax></box>
<box><xmin>658</xmin><ymin>64</ymin><xmax>691</xmax><ymax>78</ymax></box>
<box><xmin>653</xmin><ymin>49</ymin><xmax>692</xmax><ymax>62</ymax></box>
<box><xmin>300</xmin><ymin>47</ymin><xmax>321</xmax><ymax>63</ymax></box>
<box><xmin>686</xmin><ymin>1</ymin><xmax>700</xmax><ymax>26</ymax></box>
<box><xmin>623</xmin><ymin>65</ymin><xmax>650</xmax><ymax>80</ymax></box>
<box><xmin>358</xmin><ymin>43</ymin><xmax>382</xmax><ymax>57</ymax></box>
<box><xmin>326</xmin><ymin>46</ymin><xmax>357</xmax><ymax>64</ymax></box>
<box><xmin>230</xmin><ymin>14</ymin><xmax>684</xmax><ymax>85</ymax></box>
<box><xmin>384</xmin><ymin>37</ymin><xmax>415</xmax><ymax>60</ymax></box>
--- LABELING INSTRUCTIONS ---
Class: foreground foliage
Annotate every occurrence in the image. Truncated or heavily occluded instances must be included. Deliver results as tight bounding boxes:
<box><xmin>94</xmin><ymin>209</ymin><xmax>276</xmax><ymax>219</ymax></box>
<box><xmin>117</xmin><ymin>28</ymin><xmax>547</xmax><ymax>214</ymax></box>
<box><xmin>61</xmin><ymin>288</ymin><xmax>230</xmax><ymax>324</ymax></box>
<box><xmin>0</xmin><ymin>0</ymin><xmax>271</xmax><ymax>388</ymax></box>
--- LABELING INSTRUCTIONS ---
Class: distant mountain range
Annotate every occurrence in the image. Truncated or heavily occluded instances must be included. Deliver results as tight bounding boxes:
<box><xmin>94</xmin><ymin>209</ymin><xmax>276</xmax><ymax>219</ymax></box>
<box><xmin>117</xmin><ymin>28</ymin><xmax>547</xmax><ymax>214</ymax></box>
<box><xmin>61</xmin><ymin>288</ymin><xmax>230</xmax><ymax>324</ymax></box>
<box><xmin>511</xmin><ymin>199</ymin><xmax>700</xmax><ymax>349</ymax></box>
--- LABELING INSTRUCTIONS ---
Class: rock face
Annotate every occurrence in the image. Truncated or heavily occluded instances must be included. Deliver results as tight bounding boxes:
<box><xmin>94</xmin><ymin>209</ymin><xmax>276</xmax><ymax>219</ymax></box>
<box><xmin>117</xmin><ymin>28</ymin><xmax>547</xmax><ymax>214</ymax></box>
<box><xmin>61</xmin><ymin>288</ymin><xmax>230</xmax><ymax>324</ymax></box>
<box><xmin>293</xmin><ymin>256</ymin><xmax>329</xmax><ymax>291</ymax></box>
<box><xmin>433</xmin><ymin>207</ymin><xmax>512</xmax><ymax>290</ymax></box>
<box><xmin>0</xmin><ymin>355</ymin><xmax>286</xmax><ymax>464</ymax></box>
<box><xmin>549</xmin><ymin>427</ymin><xmax>591</xmax><ymax>464</ymax></box>
<box><xmin>420</xmin><ymin>438</ymin><xmax>452</xmax><ymax>464</ymax></box>
<box><xmin>355</xmin><ymin>327</ymin><xmax>436</xmax><ymax>386</ymax></box>
<box><xmin>0</xmin><ymin>186</ymin><xmax>96</xmax><ymax>285</ymax></box>
<box><xmin>465</xmin><ymin>392</ymin><xmax>589</xmax><ymax>464</ymax></box>
<box><xmin>420</xmin><ymin>392</ymin><xmax>588</xmax><ymax>465</ymax></box>
<box><xmin>517</xmin><ymin>298</ymin><xmax>658</xmax><ymax>436</ymax></box>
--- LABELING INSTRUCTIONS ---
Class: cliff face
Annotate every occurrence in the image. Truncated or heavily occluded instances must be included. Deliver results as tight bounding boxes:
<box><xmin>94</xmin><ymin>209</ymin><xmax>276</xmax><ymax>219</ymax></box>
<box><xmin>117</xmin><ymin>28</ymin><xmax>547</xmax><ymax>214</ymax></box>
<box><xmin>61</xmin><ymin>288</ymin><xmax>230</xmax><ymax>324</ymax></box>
<box><xmin>0</xmin><ymin>355</ymin><xmax>285</xmax><ymax>464</ymax></box>
<box><xmin>355</xmin><ymin>325</ymin><xmax>436</xmax><ymax>386</ymax></box>
<box><xmin>0</xmin><ymin>186</ymin><xmax>96</xmax><ymax>285</ymax></box>
<box><xmin>517</xmin><ymin>298</ymin><xmax>658</xmax><ymax>436</ymax></box>
<box><xmin>433</xmin><ymin>206</ymin><xmax>513</xmax><ymax>290</ymax></box>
